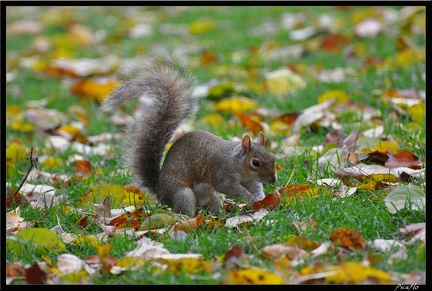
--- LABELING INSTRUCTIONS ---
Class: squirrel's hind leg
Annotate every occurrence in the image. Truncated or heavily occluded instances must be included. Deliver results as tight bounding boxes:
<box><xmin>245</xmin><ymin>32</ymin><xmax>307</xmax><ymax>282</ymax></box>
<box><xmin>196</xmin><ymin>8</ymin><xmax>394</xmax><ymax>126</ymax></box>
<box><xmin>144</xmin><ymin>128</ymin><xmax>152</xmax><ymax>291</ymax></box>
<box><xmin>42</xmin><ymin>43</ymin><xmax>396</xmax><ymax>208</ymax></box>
<box><xmin>170</xmin><ymin>187</ymin><xmax>197</xmax><ymax>217</ymax></box>
<box><xmin>193</xmin><ymin>182</ymin><xmax>223</xmax><ymax>214</ymax></box>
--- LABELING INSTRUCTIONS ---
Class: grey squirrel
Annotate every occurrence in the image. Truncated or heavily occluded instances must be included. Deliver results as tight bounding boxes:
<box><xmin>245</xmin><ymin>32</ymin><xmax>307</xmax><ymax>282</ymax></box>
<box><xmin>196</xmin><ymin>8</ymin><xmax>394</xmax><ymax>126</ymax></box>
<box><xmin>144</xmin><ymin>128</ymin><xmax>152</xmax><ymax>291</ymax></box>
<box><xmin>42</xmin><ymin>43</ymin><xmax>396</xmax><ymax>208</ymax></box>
<box><xmin>101</xmin><ymin>56</ymin><xmax>276</xmax><ymax>217</ymax></box>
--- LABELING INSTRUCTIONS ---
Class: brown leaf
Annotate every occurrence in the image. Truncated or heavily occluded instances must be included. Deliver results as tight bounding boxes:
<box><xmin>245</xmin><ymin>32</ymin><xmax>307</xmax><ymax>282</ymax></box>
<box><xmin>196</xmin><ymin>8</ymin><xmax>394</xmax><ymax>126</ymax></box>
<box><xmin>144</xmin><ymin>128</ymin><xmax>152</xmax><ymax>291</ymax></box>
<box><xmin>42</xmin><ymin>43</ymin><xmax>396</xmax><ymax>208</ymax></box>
<box><xmin>6</xmin><ymin>186</ymin><xmax>25</xmax><ymax>209</ymax></box>
<box><xmin>323</xmin><ymin>130</ymin><xmax>342</xmax><ymax>147</ymax></box>
<box><xmin>74</xmin><ymin>160</ymin><xmax>93</xmax><ymax>178</ymax></box>
<box><xmin>329</xmin><ymin>228</ymin><xmax>365</xmax><ymax>250</ymax></box>
<box><xmin>25</xmin><ymin>263</ymin><xmax>47</xmax><ymax>284</ymax></box>
<box><xmin>359</xmin><ymin>151</ymin><xmax>389</xmax><ymax>165</ymax></box>
<box><xmin>174</xmin><ymin>213</ymin><xmax>205</xmax><ymax>232</ymax></box>
<box><xmin>108</xmin><ymin>211</ymin><xmax>148</xmax><ymax>230</ymax></box>
<box><xmin>385</xmin><ymin>151</ymin><xmax>422</xmax><ymax>169</ymax></box>
<box><xmin>6</xmin><ymin>262</ymin><xmax>26</xmax><ymax>279</ymax></box>
<box><xmin>320</xmin><ymin>33</ymin><xmax>349</xmax><ymax>53</ymax></box>
<box><xmin>273</xmin><ymin>112</ymin><xmax>301</xmax><ymax>125</ymax></box>
<box><xmin>223</xmin><ymin>245</ymin><xmax>243</xmax><ymax>268</ymax></box>
<box><xmin>252</xmin><ymin>191</ymin><xmax>281</xmax><ymax>211</ymax></box>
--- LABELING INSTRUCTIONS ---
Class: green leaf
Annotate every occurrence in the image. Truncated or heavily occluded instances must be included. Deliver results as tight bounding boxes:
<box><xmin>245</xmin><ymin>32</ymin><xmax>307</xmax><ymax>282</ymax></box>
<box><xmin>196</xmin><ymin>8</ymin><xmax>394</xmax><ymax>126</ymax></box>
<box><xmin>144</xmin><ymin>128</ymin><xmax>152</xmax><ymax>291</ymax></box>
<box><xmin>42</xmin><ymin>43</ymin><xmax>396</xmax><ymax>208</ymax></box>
<box><xmin>384</xmin><ymin>184</ymin><xmax>425</xmax><ymax>214</ymax></box>
<box><xmin>139</xmin><ymin>213</ymin><xmax>175</xmax><ymax>230</ymax></box>
<box><xmin>6</xmin><ymin>227</ymin><xmax>66</xmax><ymax>257</ymax></box>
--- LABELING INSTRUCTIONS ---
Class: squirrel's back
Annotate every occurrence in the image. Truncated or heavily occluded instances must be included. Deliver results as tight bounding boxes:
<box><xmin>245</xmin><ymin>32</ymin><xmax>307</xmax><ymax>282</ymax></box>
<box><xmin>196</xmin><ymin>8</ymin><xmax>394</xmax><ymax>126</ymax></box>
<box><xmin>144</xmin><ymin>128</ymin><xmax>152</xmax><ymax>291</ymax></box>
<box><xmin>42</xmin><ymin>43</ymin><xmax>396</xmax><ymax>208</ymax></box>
<box><xmin>101</xmin><ymin>56</ymin><xmax>198</xmax><ymax>193</ymax></box>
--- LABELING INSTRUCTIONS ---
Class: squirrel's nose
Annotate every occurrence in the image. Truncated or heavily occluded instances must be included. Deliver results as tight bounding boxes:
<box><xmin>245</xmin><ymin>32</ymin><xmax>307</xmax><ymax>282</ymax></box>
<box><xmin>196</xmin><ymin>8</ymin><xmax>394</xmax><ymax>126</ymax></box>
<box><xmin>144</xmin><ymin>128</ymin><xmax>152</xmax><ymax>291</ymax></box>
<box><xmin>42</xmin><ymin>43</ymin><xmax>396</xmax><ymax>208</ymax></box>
<box><xmin>270</xmin><ymin>175</ymin><xmax>276</xmax><ymax>184</ymax></box>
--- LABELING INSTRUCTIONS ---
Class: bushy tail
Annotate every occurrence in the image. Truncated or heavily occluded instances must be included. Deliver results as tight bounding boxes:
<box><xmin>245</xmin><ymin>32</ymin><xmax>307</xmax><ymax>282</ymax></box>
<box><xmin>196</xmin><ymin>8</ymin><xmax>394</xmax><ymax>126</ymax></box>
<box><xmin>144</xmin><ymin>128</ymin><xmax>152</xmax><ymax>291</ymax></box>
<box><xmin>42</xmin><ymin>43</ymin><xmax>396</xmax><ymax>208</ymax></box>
<box><xmin>101</xmin><ymin>56</ymin><xmax>198</xmax><ymax>193</ymax></box>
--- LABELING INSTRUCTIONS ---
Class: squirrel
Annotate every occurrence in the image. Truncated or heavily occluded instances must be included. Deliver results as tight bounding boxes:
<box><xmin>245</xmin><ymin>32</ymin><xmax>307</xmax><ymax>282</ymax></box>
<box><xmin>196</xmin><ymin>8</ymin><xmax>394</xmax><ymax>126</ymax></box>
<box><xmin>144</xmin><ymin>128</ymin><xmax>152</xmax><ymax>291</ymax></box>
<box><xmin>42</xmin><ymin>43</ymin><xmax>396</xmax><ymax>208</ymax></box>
<box><xmin>101</xmin><ymin>56</ymin><xmax>276</xmax><ymax>217</ymax></box>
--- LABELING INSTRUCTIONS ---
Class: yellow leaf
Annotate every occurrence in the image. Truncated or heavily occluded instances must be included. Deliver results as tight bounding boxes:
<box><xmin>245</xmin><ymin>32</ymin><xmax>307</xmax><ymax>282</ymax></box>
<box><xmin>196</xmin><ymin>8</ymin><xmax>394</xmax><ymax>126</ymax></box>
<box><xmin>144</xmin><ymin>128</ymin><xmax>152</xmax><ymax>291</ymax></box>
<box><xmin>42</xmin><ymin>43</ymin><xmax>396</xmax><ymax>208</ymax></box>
<box><xmin>164</xmin><ymin>258</ymin><xmax>214</xmax><ymax>274</ymax></box>
<box><xmin>269</xmin><ymin>119</ymin><xmax>291</xmax><ymax>135</ymax></box>
<box><xmin>406</xmin><ymin>102</ymin><xmax>425</xmax><ymax>124</ymax></box>
<box><xmin>202</xmin><ymin>113</ymin><xmax>226</xmax><ymax>127</ymax></box>
<box><xmin>325</xmin><ymin>262</ymin><xmax>392</xmax><ymax>284</ymax></box>
<box><xmin>264</xmin><ymin>68</ymin><xmax>306</xmax><ymax>95</ymax></box>
<box><xmin>59</xmin><ymin>269</ymin><xmax>91</xmax><ymax>284</ymax></box>
<box><xmin>285</xmin><ymin>235</ymin><xmax>320</xmax><ymax>251</ymax></box>
<box><xmin>223</xmin><ymin>268</ymin><xmax>285</xmax><ymax>284</ymax></box>
<box><xmin>10</xmin><ymin>121</ymin><xmax>34</xmax><ymax>132</ymax></box>
<box><xmin>382</xmin><ymin>48</ymin><xmax>425</xmax><ymax>70</ymax></box>
<box><xmin>58</xmin><ymin>124</ymin><xmax>89</xmax><ymax>144</ymax></box>
<box><xmin>318</xmin><ymin>90</ymin><xmax>350</xmax><ymax>105</ymax></box>
<box><xmin>6</xmin><ymin>141</ymin><xmax>27</xmax><ymax>163</ymax></box>
<box><xmin>188</xmin><ymin>18</ymin><xmax>217</xmax><ymax>35</ymax></box>
<box><xmin>68</xmin><ymin>23</ymin><xmax>94</xmax><ymax>47</ymax></box>
<box><xmin>71</xmin><ymin>79</ymin><xmax>119</xmax><ymax>103</ymax></box>
<box><xmin>208</xmin><ymin>82</ymin><xmax>237</xmax><ymax>99</ymax></box>
<box><xmin>366</xmin><ymin>139</ymin><xmax>400</xmax><ymax>155</ymax></box>
<box><xmin>41</xmin><ymin>157</ymin><xmax>63</xmax><ymax>170</ymax></box>
<box><xmin>78</xmin><ymin>184</ymin><xmax>145</xmax><ymax>208</ymax></box>
<box><xmin>215</xmin><ymin>96</ymin><xmax>260</xmax><ymax>113</ymax></box>
<box><xmin>116</xmin><ymin>257</ymin><xmax>147</xmax><ymax>270</ymax></box>
<box><xmin>6</xmin><ymin>105</ymin><xmax>21</xmax><ymax>121</ymax></box>
<box><xmin>72</xmin><ymin>235</ymin><xmax>101</xmax><ymax>247</ymax></box>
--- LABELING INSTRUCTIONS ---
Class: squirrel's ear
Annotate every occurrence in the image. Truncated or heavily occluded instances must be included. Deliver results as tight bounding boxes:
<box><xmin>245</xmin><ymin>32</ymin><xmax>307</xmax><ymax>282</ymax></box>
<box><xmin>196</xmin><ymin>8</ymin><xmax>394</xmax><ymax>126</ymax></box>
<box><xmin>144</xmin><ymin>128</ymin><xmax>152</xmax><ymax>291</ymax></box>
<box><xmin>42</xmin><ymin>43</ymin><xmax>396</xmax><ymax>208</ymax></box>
<box><xmin>241</xmin><ymin>135</ymin><xmax>252</xmax><ymax>155</ymax></box>
<box><xmin>256</xmin><ymin>131</ymin><xmax>266</xmax><ymax>146</ymax></box>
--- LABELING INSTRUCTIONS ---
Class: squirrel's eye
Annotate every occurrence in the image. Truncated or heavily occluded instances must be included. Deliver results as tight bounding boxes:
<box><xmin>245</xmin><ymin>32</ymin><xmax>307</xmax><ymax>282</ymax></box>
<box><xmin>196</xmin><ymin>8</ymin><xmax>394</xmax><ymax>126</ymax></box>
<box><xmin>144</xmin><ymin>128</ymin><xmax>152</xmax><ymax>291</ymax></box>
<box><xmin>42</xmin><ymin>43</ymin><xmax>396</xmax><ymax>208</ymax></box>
<box><xmin>251</xmin><ymin>159</ymin><xmax>260</xmax><ymax>168</ymax></box>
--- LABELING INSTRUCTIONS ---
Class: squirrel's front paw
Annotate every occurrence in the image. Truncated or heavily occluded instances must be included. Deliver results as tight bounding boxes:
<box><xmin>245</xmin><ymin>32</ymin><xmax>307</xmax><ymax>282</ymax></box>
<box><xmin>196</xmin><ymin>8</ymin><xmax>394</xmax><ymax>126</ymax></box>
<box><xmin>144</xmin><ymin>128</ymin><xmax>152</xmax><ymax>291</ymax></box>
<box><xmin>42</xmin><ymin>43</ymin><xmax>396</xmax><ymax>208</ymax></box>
<box><xmin>251</xmin><ymin>191</ymin><xmax>265</xmax><ymax>202</ymax></box>
<box><xmin>246</xmin><ymin>193</ymin><xmax>265</xmax><ymax>206</ymax></box>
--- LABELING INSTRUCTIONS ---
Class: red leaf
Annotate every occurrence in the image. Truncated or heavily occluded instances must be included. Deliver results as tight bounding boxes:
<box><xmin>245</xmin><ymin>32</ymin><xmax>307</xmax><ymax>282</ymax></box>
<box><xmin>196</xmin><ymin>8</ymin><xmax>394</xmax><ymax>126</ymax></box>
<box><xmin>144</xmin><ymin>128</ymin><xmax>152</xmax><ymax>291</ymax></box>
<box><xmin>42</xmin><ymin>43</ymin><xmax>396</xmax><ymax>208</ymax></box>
<box><xmin>385</xmin><ymin>151</ymin><xmax>422</xmax><ymax>169</ymax></box>
<box><xmin>25</xmin><ymin>263</ymin><xmax>47</xmax><ymax>284</ymax></box>
<box><xmin>253</xmin><ymin>191</ymin><xmax>281</xmax><ymax>211</ymax></box>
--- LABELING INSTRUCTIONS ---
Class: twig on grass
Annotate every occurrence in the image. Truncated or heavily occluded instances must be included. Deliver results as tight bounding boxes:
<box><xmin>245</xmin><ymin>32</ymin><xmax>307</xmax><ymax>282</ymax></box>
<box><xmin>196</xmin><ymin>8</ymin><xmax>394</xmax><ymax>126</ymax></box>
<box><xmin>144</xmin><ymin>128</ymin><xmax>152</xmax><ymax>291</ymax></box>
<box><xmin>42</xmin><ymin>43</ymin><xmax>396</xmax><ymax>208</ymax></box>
<box><xmin>13</xmin><ymin>147</ymin><xmax>39</xmax><ymax>197</ymax></box>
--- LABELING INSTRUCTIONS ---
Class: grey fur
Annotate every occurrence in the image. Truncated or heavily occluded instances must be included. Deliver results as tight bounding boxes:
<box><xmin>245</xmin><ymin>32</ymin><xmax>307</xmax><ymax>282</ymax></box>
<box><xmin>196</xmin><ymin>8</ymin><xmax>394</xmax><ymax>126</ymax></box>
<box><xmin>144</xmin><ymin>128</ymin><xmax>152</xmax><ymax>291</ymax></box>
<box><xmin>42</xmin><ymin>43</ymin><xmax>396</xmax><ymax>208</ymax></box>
<box><xmin>101</xmin><ymin>56</ymin><xmax>276</xmax><ymax>217</ymax></box>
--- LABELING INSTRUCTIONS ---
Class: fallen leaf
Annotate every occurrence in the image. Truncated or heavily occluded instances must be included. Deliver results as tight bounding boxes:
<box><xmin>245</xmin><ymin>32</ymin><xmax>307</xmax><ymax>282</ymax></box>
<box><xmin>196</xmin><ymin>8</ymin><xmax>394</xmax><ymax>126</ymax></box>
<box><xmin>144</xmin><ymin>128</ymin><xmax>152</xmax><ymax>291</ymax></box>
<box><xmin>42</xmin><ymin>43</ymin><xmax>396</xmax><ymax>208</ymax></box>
<box><xmin>264</xmin><ymin>68</ymin><xmax>306</xmax><ymax>94</ymax></box>
<box><xmin>235</xmin><ymin>112</ymin><xmax>264</xmax><ymax>133</ymax></box>
<box><xmin>329</xmin><ymin>228</ymin><xmax>365</xmax><ymax>250</ymax></box>
<box><xmin>7</xmin><ymin>227</ymin><xmax>67</xmax><ymax>256</ymax></box>
<box><xmin>173</xmin><ymin>214</ymin><xmax>205</xmax><ymax>232</ymax></box>
<box><xmin>385</xmin><ymin>151</ymin><xmax>422</xmax><ymax>169</ymax></box>
<box><xmin>223</xmin><ymin>268</ymin><xmax>285</xmax><ymax>284</ymax></box>
<box><xmin>384</xmin><ymin>184</ymin><xmax>425</xmax><ymax>214</ymax></box>
<box><xmin>252</xmin><ymin>191</ymin><xmax>281</xmax><ymax>211</ymax></box>
<box><xmin>325</xmin><ymin>262</ymin><xmax>392</xmax><ymax>284</ymax></box>
<box><xmin>215</xmin><ymin>96</ymin><xmax>260</xmax><ymax>113</ymax></box>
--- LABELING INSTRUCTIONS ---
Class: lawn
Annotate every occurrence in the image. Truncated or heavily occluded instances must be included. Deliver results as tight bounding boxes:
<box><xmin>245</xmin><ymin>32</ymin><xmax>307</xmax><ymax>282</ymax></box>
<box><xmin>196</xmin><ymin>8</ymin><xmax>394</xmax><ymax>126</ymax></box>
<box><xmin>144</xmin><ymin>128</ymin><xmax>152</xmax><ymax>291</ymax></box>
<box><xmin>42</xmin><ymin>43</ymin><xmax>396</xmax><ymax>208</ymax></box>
<box><xmin>5</xmin><ymin>6</ymin><xmax>426</xmax><ymax>285</ymax></box>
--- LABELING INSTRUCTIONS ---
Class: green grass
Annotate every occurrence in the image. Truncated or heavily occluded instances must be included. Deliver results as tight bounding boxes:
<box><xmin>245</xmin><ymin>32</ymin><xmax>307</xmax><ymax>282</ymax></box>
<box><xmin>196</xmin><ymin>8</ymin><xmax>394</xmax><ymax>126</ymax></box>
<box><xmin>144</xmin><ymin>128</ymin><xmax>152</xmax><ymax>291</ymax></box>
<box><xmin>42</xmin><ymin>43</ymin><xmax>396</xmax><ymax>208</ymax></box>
<box><xmin>5</xmin><ymin>6</ymin><xmax>425</xmax><ymax>284</ymax></box>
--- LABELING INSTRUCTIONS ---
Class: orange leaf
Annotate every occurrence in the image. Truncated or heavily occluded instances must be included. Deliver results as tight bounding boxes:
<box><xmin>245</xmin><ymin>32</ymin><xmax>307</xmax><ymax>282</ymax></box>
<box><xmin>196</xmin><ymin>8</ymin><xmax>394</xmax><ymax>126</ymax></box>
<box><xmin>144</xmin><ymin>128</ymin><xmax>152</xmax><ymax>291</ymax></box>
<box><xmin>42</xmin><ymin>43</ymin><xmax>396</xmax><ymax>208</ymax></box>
<box><xmin>273</xmin><ymin>112</ymin><xmax>301</xmax><ymax>125</ymax></box>
<box><xmin>253</xmin><ymin>191</ymin><xmax>281</xmax><ymax>211</ymax></box>
<box><xmin>235</xmin><ymin>112</ymin><xmax>264</xmax><ymax>133</ymax></box>
<box><xmin>278</xmin><ymin>184</ymin><xmax>311</xmax><ymax>198</ymax></box>
<box><xmin>74</xmin><ymin>160</ymin><xmax>93</xmax><ymax>178</ymax></box>
<box><xmin>329</xmin><ymin>228</ymin><xmax>365</xmax><ymax>250</ymax></box>
<box><xmin>71</xmin><ymin>79</ymin><xmax>118</xmax><ymax>103</ymax></box>
<box><xmin>320</xmin><ymin>33</ymin><xmax>349</xmax><ymax>53</ymax></box>
<box><xmin>108</xmin><ymin>211</ymin><xmax>148</xmax><ymax>230</ymax></box>
<box><xmin>201</xmin><ymin>50</ymin><xmax>218</xmax><ymax>65</ymax></box>
<box><xmin>174</xmin><ymin>214</ymin><xmax>205</xmax><ymax>232</ymax></box>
